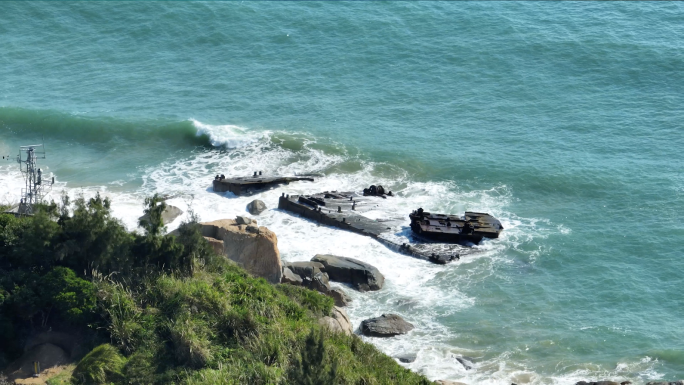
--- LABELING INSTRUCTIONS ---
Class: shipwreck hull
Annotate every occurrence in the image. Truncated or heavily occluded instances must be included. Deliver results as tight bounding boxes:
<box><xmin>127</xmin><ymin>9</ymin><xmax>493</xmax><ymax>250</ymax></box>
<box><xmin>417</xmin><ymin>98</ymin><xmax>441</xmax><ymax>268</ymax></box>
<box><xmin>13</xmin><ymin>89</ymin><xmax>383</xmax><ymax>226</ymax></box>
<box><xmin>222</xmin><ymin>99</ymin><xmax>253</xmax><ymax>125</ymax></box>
<box><xmin>212</xmin><ymin>175</ymin><xmax>314</xmax><ymax>196</ymax></box>
<box><xmin>278</xmin><ymin>191</ymin><xmax>463</xmax><ymax>264</ymax></box>
<box><xmin>409</xmin><ymin>209</ymin><xmax>503</xmax><ymax>244</ymax></box>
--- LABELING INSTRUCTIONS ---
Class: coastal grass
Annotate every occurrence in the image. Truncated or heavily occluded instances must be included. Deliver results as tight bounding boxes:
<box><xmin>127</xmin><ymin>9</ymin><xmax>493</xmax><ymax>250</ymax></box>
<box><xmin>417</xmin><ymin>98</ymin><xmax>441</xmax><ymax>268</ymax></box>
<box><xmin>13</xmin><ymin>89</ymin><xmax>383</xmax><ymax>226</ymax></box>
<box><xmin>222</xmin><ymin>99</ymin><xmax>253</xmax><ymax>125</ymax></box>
<box><xmin>0</xmin><ymin>194</ymin><xmax>430</xmax><ymax>384</ymax></box>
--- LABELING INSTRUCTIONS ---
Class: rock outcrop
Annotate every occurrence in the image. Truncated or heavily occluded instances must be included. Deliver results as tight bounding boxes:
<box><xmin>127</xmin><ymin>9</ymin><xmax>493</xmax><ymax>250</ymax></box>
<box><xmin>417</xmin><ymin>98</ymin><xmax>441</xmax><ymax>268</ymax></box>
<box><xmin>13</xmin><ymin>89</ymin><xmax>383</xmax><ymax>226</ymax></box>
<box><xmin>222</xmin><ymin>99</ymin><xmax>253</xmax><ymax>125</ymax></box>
<box><xmin>311</xmin><ymin>254</ymin><xmax>384</xmax><ymax>292</ymax></box>
<box><xmin>247</xmin><ymin>199</ymin><xmax>267</xmax><ymax>215</ymax></box>
<box><xmin>3</xmin><ymin>343</ymin><xmax>70</xmax><ymax>381</ymax></box>
<box><xmin>319</xmin><ymin>306</ymin><xmax>353</xmax><ymax>335</ymax></box>
<box><xmin>199</xmin><ymin>218</ymin><xmax>282</xmax><ymax>284</ymax></box>
<box><xmin>360</xmin><ymin>314</ymin><xmax>414</xmax><ymax>337</ymax></box>
<box><xmin>309</xmin><ymin>271</ymin><xmax>331</xmax><ymax>295</ymax></box>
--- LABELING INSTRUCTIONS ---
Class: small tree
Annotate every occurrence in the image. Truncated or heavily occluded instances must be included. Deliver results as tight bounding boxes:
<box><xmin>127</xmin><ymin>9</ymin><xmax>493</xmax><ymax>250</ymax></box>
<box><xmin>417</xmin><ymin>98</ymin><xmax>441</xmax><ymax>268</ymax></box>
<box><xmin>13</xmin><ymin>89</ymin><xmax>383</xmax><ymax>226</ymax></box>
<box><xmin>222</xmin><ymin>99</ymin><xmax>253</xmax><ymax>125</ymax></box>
<box><xmin>139</xmin><ymin>194</ymin><xmax>166</xmax><ymax>238</ymax></box>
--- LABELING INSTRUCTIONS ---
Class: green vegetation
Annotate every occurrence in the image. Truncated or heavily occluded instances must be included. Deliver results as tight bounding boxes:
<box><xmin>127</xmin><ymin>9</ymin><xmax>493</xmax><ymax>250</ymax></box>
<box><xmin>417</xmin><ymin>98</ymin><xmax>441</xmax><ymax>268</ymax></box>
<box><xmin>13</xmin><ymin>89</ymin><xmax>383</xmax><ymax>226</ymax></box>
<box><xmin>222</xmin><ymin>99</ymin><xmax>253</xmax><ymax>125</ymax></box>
<box><xmin>0</xmin><ymin>194</ymin><xmax>430</xmax><ymax>384</ymax></box>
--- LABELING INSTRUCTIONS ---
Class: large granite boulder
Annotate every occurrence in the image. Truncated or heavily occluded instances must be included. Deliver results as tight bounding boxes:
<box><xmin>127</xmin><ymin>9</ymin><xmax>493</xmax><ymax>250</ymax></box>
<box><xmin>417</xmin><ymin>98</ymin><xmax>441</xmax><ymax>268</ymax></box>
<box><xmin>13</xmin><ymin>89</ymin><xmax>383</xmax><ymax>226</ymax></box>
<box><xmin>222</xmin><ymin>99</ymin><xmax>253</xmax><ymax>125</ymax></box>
<box><xmin>311</xmin><ymin>254</ymin><xmax>384</xmax><ymax>292</ymax></box>
<box><xmin>360</xmin><ymin>314</ymin><xmax>414</xmax><ymax>337</ymax></box>
<box><xmin>139</xmin><ymin>204</ymin><xmax>183</xmax><ymax>226</ymax></box>
<box><xmin>284</xmin><ymin>261</ymin><xmax>325</xmax><ymax>280</ymax></box>
<box><xmin>247</xmin><ymin>199</ymin><xmax>267</xmax><ymax>215</ymax></box>
<box><xmin>318</xmin><ymin>306</ymin><xmax>353</xmax><ymax>335</ymax></box>
<box><xmin>281</xmin><ymin>267</ymin><xmax>303</xmax><ymax>286</ymax></box>
<box><xmin>198</xmin><ymin>218</ymin><xmax>282</xmax><ymax>284</ymax></box>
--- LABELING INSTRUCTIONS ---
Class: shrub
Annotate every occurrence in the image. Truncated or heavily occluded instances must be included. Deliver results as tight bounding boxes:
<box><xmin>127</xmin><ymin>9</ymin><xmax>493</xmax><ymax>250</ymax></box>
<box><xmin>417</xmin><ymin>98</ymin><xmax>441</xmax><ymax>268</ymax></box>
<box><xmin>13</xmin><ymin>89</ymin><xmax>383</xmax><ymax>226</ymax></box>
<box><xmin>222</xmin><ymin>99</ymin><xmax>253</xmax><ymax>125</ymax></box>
<box><xmin>72</xmin><ymin>344</ymin><xmax>126</xmax><ymax>385</ymax></box>
<box><xmin>287</xmin><ymin>328</ymin><xmax>339</xmax><ymax>385</ymax></box>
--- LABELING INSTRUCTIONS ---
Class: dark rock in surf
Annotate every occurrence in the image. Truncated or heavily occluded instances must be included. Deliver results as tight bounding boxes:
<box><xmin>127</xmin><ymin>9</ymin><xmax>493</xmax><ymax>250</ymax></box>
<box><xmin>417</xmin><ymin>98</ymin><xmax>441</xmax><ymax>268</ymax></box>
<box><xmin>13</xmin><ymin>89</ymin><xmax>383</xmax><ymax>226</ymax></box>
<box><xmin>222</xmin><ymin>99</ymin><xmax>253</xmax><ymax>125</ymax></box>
<box><xmin>360</xmin><ymin>314</ymin><xmax>414</xmax><ymax>337</ymax></box>
<box><xmin>247</xmin><ymin>199</ymin><xmax>267</xmax><ymax>215</ymax></box>
<box><xmin>455</xmin><ymin>356</ymin><xmax>473</xmax><ymax>370</ymax></box>
<box><xmin>395</xmin><ymin>352</ymin><xmax>417</xmax><ymax>363</ymax></box>
<box><xmin>311</xmin><ymin>254</ymin><xmax>384</xmax><ymax>292</ymax></box>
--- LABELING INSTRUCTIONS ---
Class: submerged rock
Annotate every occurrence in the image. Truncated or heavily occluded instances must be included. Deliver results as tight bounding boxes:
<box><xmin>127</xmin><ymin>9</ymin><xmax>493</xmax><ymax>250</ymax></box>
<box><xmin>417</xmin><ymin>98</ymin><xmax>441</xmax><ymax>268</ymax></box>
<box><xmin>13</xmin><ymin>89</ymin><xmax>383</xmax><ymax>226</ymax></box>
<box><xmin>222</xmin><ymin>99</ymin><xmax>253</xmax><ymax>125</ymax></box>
<box><xmin>395</xmin><ymin>352</ymin><xmax>417</xmax><ymax>363</ymax></box>
<box><xmin>311</xmin><ymin>254</ymin><xmax>384</xmax><ymax>292</ymax></box>
<box><xmin>360</xmin><ymin>314</ymin><xmax>414</xmax><ymax>337</ymax></box>
<box><xmin>247</xmin><ymin>199</ymin><xmax>267</xmax><ymax>215</ymax></box>
<box><xmin>455</xmin><ymin>356</ymin><xmax>473</xmax><ymax>370</ymax></box>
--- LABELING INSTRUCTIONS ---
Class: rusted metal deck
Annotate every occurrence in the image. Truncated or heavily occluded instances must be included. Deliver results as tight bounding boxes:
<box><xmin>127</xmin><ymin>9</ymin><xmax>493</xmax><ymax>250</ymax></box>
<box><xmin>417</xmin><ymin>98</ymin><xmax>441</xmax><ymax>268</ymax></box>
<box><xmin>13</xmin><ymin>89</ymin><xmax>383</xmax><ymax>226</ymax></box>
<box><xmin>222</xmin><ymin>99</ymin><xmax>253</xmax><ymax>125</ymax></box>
<box><xmin>409</xmin><ymin>208</ymin><xmax>503</xmax><ymax>244</ymax></box>
<box><xmin>278</xmin><ymin>191</ymin><xmax>464</xmax><ymax>264</ymax></box>
<box><xmin>212</xmin><ymin>173</ymin><xmax>314</xmax><ymax>196</ymax></box>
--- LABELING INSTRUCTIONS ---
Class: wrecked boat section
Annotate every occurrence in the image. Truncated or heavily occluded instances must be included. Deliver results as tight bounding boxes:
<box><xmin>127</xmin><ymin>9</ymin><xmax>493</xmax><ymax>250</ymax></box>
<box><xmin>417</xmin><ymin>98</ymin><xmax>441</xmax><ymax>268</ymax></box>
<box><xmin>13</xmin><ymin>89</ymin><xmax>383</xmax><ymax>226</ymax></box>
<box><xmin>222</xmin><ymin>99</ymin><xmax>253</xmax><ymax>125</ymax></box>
<box><xmin>278</xmin><ymin>191</ymin><xmax>464</xmax><ymax>264</ymax></box>
<box><xmin>212</xmin><ymin>172</ymin><xmax>314</xmax><ymax>196</ymax></box>
<box><xmin>409</xmin><ymin>208</ymin><xmax>504</xmax><ymax>244</ymax></box>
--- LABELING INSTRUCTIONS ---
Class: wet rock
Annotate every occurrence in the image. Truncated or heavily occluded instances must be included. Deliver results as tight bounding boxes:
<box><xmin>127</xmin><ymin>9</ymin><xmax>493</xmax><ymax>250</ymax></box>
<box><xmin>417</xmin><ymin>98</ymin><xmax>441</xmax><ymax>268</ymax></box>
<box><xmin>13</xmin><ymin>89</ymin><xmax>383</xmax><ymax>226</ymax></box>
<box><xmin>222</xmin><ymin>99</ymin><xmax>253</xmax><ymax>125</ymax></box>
<box><xmin>285</xmin><ymin>261</ymin><xmax>325</xmax><ymax>280</ymax></box>
<box><xmin>235</xmin><ymin>215</ymin><xmax>254</xmax><ymax>225</ymax></box>
<box><xmin>360</xmin><ymin>314</ymin><xmax>414</xmax><ymax>337</ymax></box>
<box><xmin>247</xmin><ymin>199</ymin><xmax>267</xmax><ymax>215</ymax></box>
<box><xmin>309</xmin><ymin>272</ymin><xmax>331</xmax><ymax>295</ymax></box>
<box><xmin>311</xmin><ymin>254</ymin><xmax>384</xmax><ymax>292</ymax></box>
<box><xmin>576</xmin><ymin>382</ymin><xmax>625</xmax><ymax>385</ymax></box>
<box><xmin>245</xmin><ymin>225</ymin><xmax>260</xmax><ymax>234</ymax></box>
<box><xmin>395</xmin><ymin>352</ymin><xmax>417</xmax><ymax>363</ymax></box>
<box><xmin>329</xmin><ymin>288</ymin><xmax>351</xmax><ymax>307</ymax></box>
<box><xmin>281</xmin><ymin>267</ymin><xmax>303</xmax><ymax>286</ymax></box>
<box><xmin>456</xmin><ymin>356</ymin><xmax>473</xmax><ymax>370</ymax></box>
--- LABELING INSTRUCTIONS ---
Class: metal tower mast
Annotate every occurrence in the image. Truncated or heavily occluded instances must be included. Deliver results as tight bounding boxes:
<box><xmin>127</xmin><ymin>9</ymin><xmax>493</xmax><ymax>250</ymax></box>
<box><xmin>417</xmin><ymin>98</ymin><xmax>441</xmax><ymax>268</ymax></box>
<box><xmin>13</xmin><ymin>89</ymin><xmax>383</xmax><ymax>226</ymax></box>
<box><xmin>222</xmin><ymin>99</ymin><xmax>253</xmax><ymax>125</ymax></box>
<box><xmin>16</xmin><ymin>143</ymin><xmax>53</xmax><ymax>215</ymax></box>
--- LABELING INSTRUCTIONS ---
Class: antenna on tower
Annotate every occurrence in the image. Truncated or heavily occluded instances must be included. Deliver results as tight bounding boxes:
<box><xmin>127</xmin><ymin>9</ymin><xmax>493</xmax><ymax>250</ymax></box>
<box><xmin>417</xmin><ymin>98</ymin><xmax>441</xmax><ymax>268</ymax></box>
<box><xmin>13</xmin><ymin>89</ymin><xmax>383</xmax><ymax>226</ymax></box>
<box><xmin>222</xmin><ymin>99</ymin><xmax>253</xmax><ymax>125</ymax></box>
<box><xmin>15</xmin><ymin>138</ymin><xmax>55</xmax><ymax>215</ymax></box>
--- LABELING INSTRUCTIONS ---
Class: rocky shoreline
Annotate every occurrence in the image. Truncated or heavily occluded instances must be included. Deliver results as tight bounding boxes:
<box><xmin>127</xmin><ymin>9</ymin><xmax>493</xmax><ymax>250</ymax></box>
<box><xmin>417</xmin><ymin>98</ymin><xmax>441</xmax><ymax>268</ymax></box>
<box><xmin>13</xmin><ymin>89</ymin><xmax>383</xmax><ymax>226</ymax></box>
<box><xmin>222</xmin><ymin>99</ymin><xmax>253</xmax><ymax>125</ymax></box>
<box><xmin>184</xmin><ymin>197</ymin><xmax>683</xmax><ymax>385</ymax></box>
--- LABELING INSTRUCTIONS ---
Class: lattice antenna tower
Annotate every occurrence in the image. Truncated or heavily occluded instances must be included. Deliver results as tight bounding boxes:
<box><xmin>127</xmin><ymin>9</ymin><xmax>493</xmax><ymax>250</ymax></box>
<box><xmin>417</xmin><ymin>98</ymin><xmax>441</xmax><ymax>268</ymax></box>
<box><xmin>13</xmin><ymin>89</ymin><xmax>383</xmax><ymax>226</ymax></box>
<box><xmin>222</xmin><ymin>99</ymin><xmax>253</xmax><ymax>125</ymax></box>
<box><xmin>16</xmin><ymin>141</ymin><xmax>54</xmax><ymax>215</ymax></box>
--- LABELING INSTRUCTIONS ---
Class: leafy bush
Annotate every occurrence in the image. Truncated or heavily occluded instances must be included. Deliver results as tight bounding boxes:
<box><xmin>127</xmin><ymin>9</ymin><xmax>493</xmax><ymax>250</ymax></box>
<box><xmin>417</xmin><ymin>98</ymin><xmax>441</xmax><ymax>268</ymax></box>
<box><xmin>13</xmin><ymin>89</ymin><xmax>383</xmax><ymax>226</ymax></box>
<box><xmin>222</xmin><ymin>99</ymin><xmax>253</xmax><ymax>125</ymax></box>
<box><xmin>0</xmin><ymin>194</ymin><xmax>431</xmax><ymax>385</ymax></box>
<box><xmin>72</xmin><ymin>344</ymin><xmax>126</xmax><ymax>385</ymax></box>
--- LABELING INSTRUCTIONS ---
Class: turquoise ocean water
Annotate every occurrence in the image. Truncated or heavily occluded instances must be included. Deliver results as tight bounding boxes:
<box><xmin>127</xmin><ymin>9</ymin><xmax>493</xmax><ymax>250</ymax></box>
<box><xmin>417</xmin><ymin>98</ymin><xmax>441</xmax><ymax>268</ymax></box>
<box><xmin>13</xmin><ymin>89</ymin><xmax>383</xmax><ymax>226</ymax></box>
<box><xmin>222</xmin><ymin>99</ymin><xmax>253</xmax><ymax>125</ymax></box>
<box><xmin>1</xmin><ymin>2</ymin><xmax>683</xmax><ymax>383</ymax></box>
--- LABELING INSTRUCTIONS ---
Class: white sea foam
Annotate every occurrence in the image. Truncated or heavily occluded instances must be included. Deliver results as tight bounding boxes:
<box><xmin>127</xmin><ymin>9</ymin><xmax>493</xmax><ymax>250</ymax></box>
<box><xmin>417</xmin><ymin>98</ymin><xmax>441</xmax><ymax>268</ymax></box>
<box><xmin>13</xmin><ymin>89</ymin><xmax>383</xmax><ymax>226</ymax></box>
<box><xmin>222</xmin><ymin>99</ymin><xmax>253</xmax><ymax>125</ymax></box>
<box><xmin>190</xmin><ymin>119</ymin><xmax>262</xmax><ymax>148</ymax></box>
<box><xmin>0</xmin><ymin>131</ymin><xmax>590</xmax><ymax>384</ymax></box>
